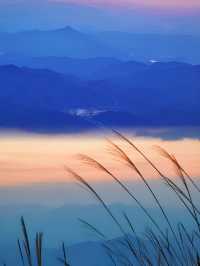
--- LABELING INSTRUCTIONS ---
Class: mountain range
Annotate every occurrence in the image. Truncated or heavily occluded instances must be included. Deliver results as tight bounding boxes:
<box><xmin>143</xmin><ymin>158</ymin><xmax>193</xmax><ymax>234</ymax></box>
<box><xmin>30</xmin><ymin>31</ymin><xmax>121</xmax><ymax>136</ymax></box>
<box><xmin>0</xmin><ymin>61</ymin><xmax>199</xmax><ymax>132</ymax></box>
<box><xmin>0</xmin><ymin>26</ymin><xmax>199</xmax><ymax>132</ymax></box>
<box><xmin>0</xmin><ymin>26</ymin><xmax>200</xmax><ymax>63</ymax></box>
<box><xmin>0</xmin><ymin>26</ymin><xmax>116</xmax><ymax>59</ymax></box>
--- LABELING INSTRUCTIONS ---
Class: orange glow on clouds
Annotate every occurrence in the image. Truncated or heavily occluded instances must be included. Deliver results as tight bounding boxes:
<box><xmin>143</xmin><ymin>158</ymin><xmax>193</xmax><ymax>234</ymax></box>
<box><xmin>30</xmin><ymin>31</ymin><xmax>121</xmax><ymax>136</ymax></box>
<box><xmin>0</xmin><ymin>133</ymin><xmax>199</xmax><ymax>186</ymax></box>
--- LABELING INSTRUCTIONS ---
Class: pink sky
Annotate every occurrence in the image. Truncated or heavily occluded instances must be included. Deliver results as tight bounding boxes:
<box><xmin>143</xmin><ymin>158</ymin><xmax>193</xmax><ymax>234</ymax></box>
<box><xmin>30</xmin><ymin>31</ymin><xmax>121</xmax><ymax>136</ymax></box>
<box><xmin>51</xmin><ymin>0</ymin><xmax>200</xmax><ymax>9</ymax></box>
<box><xmin>3</xmin><ymin>0</ymin><xmax>200</xmax><ymax>9</ymax></box>
<box><xmin>0</xmin><ymin>134</ymin><xmax>199</xmax><ymax>186</ymax></box>
<box><xmin>1</xmin><ymin>0</ymin><xmax>200</xmax><ymax>36</ymax></box>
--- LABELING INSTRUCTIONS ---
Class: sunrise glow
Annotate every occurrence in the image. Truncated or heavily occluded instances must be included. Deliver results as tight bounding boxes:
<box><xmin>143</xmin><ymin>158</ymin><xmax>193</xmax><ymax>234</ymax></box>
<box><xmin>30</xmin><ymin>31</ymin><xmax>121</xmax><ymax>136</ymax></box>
<box><xmin>0</xmin><ymin>134</ymin><xmax>199</xmax><ymax>186</ymax></box>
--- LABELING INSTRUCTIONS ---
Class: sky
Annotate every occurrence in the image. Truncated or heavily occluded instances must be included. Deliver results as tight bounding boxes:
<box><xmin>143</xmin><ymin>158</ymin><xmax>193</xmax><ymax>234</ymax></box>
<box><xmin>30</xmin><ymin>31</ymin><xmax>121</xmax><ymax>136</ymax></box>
<box><xmin>0</xmin><ymin>0</ymin><xmax>200</xmax><ymax>33</ymax></box>
<box><xmin>2</xmin><ymin>0</ymin><xmax>200</xmax><ymax>8</ymax></box>
<box><xmin>52</xmin><ymin>0</ymin><xmax>200</xmax><ymax>8</ymax></box>
<box><xmin>0</xmin><ymin>133</ymin><xmax>199</xmax><ymax>218</ymax></box>
<box><xmin>0</xmin><ymin>133</ymin><xmax>199</xmax><ymax>187</ymax></box>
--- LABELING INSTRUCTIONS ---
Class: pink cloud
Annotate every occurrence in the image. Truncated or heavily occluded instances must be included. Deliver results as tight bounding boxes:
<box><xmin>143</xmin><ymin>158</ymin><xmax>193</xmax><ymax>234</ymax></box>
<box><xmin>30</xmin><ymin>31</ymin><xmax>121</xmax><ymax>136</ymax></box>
<box><xmin>50</xmin><ymin>0</ymin><xmax>200</xmax><ymax>8</ymax></box>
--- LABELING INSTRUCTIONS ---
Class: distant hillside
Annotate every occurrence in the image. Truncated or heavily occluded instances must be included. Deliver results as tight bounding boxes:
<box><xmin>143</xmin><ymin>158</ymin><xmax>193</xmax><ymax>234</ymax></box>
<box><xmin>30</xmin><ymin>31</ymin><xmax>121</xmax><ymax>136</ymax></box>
<box><xmin>0</xmin><ymin>103</ymin><xmax>92</xmax><ymax>133</ymax></box>
<box><xmin>0</xmin><ymin>55</ymin><xmax>122</xmax><ymax>79</ymax></box>
<box><xmin>0</xmin><ymin>63</ymin><xmax>199</xmax><ymax>131</ymax></box>
<box><xmin>0</xmin><ymin>26</ymin><xmax>116</xmax><ymax>58</ymax></box>
<box><xmin>0</xmin><ymin>27</ymin><xmax>200</xmax><ymax>63</ymax></box>
<box><xmin>0</xmin><ymin>64</ymin><xmax>95</xmax><ymax>110</ymax></box>
<box><xmin>95</xmin><ymin>31</ymin><xmax>200</xmax><ymax>64</ymax></box>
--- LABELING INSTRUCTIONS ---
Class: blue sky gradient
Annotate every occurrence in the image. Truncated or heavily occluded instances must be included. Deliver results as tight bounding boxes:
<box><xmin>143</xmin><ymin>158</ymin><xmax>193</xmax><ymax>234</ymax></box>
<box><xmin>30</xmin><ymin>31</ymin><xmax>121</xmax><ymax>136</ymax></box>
<box><xmin>0</xmin><ymin>0</ymin><xmax>200</xmax><ymax>33</ymax></box>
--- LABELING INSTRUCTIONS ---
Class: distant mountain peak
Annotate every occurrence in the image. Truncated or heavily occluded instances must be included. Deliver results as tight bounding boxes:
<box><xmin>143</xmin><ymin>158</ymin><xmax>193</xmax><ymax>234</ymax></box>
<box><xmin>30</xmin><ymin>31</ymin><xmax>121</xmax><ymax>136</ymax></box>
<box><xmin>54</xmin><ymin>25</ymin><xmax>79</xmax><ymax>33</ymax></box>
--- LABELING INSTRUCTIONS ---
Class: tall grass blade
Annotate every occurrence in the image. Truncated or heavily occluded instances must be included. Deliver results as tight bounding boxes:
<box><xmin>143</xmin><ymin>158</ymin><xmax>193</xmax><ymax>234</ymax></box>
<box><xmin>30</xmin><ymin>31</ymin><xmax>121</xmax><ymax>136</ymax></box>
<box><xmin>17</xmin><ymin>239</ymin><xmax>25</xmax><ymax>266</ymax></box>
<box><xmin>21</xmin><ymin>217</ymin><xmax>32</xmax><ymax>266</ymax></box>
